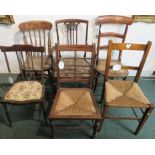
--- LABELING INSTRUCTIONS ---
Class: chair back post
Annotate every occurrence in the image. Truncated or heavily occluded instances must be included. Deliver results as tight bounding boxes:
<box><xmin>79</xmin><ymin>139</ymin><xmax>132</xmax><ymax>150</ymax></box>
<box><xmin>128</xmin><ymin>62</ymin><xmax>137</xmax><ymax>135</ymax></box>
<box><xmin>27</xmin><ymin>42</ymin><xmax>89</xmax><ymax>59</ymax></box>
<box><xmin>96</xmin><ymin>15</ymin><xmax>133</xmax><ymax>62</ymax></box>
<box><xmin>89</xmin><ymin>43</ymin><xmax>96</xmax><ymax>89</ymax></box>
<box><xmin>55</xmin><ymin>43</ymin><xmax>60</xmax><ymax>89</ymax></box>
<box><xmin>134</xmin><ymin>41</ymin><xmax>152</xmax><ymax>82</ymax></box>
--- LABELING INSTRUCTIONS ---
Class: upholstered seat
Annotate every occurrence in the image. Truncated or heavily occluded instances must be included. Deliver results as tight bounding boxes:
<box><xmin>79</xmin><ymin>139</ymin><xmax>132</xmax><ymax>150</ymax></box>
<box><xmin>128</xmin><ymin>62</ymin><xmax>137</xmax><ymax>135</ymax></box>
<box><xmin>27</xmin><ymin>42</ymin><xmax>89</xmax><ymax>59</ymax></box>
<box><xmin>4</xmin><ymin>81</ymin><xmax>42</xmax><ymax>102</ymax></box>
<box><xmin>23</xmin><ymin>55</ymin><xmax>52</xmax><ymax>71</ymax></box>
<box><xmin>96</xmin><ymin>59</ymin><xmax>128</xmax><ymax>77</ymax></box>
<box><xmin>105</xmin><ymin>80</ymin><xmax>150</xmax><ymax>108</ymax></box>
<box><xmin>49</xmin><ymin>88</ymin><xmax>101</xmax><ymax>119</ymax></box>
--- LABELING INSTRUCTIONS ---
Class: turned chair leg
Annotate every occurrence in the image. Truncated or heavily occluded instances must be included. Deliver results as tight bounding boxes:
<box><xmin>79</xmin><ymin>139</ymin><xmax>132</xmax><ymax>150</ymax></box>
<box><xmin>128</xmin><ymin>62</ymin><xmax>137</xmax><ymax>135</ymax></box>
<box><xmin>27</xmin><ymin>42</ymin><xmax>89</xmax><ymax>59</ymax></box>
<box><xmin>50</xmin><ymin>120</ymin><xmax>54</xmax><ymax>138</ymax></box>
<box><xmin>135</xmin><ymin>106</ymin><xmax>153</xmax><ymax>135</ymax></box>
<box><xmin>3</xmin><ymin>104</ymin><xmax>12</xmax><ymax>127</ymax></box>
<box><xmin>91</xmin><ymin>120</ymin><xmax>99</xmax><ymax>139</ymax></box>
<box><xmin>98</xmin><ymin>104</ymin><xmax>109</xmax><ymax>132</ymax></box>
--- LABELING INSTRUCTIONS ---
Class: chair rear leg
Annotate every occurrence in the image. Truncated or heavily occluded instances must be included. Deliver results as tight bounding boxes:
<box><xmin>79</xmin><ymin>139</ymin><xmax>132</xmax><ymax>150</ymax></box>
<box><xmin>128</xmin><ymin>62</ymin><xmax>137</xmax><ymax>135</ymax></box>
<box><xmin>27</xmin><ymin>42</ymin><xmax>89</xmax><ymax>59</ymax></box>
<box><xmin>48</xmin><ymin>70</ymin><xmax>53</xmax><ymax>85</ymax></box>
<box><xmin>41</xmin><ymin>102</ymin><xmax>48</xmax><ymax>125</ymax></box>
<box><xmin>3</xmin><ymin>104</ymin><xmax>12</xmax><ymax>127</ymax></box>
<box><xmin>93</xmin><ymin>72</ymin><xmax>99</xmax><ymax>92</ymax></box>
<box><xmin>98</xmin><ymin>104</ymin><xmax>109</xmax><ymax>132</ymax></box>
<box><xmin>135</xmin><ymin>105</ymin><xmax>154</xmax><ymax>135</ymax></box>
<box><xmin>50</xmin><ymin>120</ymin><xmax>54</xmax><ymax>138</ymax></box>
<box><xmin>91</xmin><ymin>120</ymin><xmax>99</xmax><ymax>139</ymax></box>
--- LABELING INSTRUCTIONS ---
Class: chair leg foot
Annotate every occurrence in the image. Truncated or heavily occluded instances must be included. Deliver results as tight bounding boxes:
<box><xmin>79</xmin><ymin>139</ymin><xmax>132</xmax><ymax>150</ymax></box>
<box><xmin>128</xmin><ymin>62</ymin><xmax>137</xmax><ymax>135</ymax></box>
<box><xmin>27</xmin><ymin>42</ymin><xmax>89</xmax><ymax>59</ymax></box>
<box><xmin>3</xmin><ymin>104</ymin><xmax>12</xmax><ymax>127</ymax></box>
<box><xmin>91</xmin><ymin>120</ymin><xmax>98</xmax><ymax>139</ymax></box>
<box><xmin>50</xmin><ymin>120</ymin><xmax>54</xmax><ymax>139</ymax></box>
<box><xmin>134</xmin><ymin>106</ymin><xmax>153</xmax><ymax>135</ymax></box>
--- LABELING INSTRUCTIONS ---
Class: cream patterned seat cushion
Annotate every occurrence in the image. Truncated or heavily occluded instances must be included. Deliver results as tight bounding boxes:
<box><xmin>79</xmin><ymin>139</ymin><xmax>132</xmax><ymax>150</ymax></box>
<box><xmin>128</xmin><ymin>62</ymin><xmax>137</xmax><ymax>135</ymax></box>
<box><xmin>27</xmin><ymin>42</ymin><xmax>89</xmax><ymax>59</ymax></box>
<box><xmin>96</xmin><ymin>59</ymin><xmax>128</xmax><ymax>77</ymax></box>
<box><xmin>51</xmin><ymin>89</ymin><xmax>97</xmax><ymax>116</ymax></box>
<box><xmin>105</xmin><ymin>80</ymin><xmax>150</xmax><ymax>108</ymax></box>
<box><xmin>4</xmin><ymin>81</ymin><xmax>42</xmax><ymax>102</ymax></box>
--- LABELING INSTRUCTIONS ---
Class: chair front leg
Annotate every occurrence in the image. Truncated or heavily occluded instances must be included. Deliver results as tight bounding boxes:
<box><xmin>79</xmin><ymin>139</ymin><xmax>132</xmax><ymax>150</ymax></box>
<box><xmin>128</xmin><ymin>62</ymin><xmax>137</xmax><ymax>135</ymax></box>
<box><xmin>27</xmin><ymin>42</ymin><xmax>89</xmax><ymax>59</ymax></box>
<box><xmin>3</xmin><ymin>104</ymin><xmax>12</xmax><ymax>127</ymax></box>
<box><xmin>135</xmin><ymin>105</ymin><xmax>154</xmax><ymax>135</ymax></box>
<box><xmin>98</xmin><ymin>104</ymin><xmax>109</xmax><ymax>132</ymax></box>
<box><xmin>91</xmin><ymin>120</ymin><xmax>99</xmax><ymax>139</ymax></box>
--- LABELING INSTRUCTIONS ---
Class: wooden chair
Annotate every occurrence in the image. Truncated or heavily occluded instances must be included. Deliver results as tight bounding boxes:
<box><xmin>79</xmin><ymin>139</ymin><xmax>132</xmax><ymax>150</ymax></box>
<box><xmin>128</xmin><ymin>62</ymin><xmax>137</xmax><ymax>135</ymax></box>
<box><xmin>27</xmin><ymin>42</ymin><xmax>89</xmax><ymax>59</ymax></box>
<box><xmin>54</xmin><ymin>19</ymin><xmax>89</xmax><ymax>76</ymax></box>
<box><xmin>94</xmin><ymin>15</ymin><xmax>133</xmax><ymax>101</ymax></box>
<box><xmin>98</xmin><ymin>40</ymin><xmax>154</xmax><ymax>135</ymax></box>
<box><xmin>48</xmin><ymin>44</ymin><xmax>101</xmax><ymax>138</ymax></box>
<box><xmin>18</xmin><ymin>21</ymin><xmax>53</xmax><ymax>79</ymax></box>
<box><xmin>0</xmin><ymin>45</ymin><xmax>47</xmax><ymax>127</ymax></box>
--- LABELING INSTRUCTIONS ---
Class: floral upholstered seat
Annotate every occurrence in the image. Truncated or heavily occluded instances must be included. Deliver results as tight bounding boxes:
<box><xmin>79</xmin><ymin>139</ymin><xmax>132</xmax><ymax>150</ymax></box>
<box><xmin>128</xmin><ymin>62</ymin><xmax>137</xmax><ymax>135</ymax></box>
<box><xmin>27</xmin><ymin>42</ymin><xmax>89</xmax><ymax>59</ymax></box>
<box><xmin>105</xmin><ymin>80</ymin><xmax>150</xmax><ymax>108</ymax></box>
<box><xmin>4</xmin><ymin>81</ymin><xmax>42</xmax><ymax>102</ymax></box>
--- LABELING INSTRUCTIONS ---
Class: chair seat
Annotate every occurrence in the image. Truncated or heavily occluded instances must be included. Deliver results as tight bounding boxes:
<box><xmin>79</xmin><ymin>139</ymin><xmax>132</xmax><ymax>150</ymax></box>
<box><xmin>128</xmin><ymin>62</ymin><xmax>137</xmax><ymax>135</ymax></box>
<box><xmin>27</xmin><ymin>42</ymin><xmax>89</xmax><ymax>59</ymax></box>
<box><xmin>105</xmin><ymin>80</ymin><xmax>150</xmax><ymax>108</ymax></box>
<box><xmin>4</xmin><ymin>81</ymin><xmax>43</xmax><ymax>102</ymax></box>
<box><xmin>96</xmin><ymin>59</ymin><xmax>128</xmax><ymax>77</ymax></box>
<box><xmin>23</xmin><ymin>55</ymin><xmax>52</xmax><ymax>71</ymax></box>
<box><xmin>54</xmin><ymin>58</ymin><xmax>91</xmax><ymax>78</ymax></box>
<box><xmin>49</xmin><ymin>88</ymin><xmax>101</xmax><ymax>119</ymax></box>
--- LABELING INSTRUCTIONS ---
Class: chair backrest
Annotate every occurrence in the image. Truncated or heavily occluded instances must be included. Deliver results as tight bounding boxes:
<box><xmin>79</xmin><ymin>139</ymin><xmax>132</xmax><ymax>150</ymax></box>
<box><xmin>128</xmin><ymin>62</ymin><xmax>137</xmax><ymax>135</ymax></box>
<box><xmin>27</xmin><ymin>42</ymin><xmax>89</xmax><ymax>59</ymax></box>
<box><xmin>55</xmin><ymin>19</ymin><xmax>88</xmax><ymax>45</ymax></box>
<box><xmin>55</xmin><ymin>44</ymin><xmax>96</xmax><ymax>89</ymax></box>
<box><xmin>0</xmin><ymin>45</ymin><xmax>45</xmax><ymax>83</ymax></box>
<box><xmin>96</xmin><ymin>15</ymin><xmax>133</xmax><ymax>62</ymax></box>
<box><xmin>104</xmin><ymin>40</ymin><xmax>152</xmax><ymax>83</ymax></box>
<box><xmin>19</xmin><ymin>21</ymin><xmax>53</xmax><ymax>56</ymax></box>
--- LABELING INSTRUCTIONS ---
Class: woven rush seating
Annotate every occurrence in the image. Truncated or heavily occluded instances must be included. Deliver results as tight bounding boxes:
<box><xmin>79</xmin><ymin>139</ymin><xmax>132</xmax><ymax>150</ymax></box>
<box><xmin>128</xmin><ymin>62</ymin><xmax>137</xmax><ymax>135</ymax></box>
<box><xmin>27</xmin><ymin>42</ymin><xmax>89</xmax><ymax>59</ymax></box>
<box><xmin>4</xmin><ymin>81</ymin><xmax>42</xmax><ymax>102</ymax></box>
<box><xmin>53</xmin><ymin>58</ymin><xmax>91</xmax><ymax>78</ymax></box>
<box><xmin>23</xmin><ymin>55</ymin><xmax>52</xmax><ymax>71</ymax></box>
<box><xmin>105</xmin><ymin>80</ymin><xmax>150</xmax><ymax>108</ymax></box>
<box><xmin>96</xmin><ymin>59</ymin><xmax>128</xmax><ymax>77</ymax></box>
<box><xmin>50</xmin><ymin>88</ymin><xmax>98</xmax><ymax>117</ymax></box>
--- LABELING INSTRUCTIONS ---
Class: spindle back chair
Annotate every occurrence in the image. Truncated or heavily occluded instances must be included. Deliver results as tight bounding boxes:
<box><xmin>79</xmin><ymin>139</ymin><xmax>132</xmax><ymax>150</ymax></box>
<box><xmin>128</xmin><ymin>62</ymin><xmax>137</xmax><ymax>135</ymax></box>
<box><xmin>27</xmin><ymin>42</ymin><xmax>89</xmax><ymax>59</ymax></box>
<box><xmin>19</xmin><ymin>21</ymin><xmax>53</xmax><ymax>79</ymax></box>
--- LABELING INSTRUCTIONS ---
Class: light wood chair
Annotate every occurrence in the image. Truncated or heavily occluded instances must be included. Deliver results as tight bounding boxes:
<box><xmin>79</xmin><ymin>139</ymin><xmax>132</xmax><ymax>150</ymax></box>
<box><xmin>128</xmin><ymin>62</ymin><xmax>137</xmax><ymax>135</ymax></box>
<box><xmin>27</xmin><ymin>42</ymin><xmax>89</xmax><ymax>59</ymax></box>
<box><xmin>0</xmin><ymin>45</ymin><xmax>47</xmax><ymax>127</ymax></box>
<box><xmin>98</xmin><ymin>40</ymin><xmax>154</xmax><ymax>135</ymax></box>
<box><xmin>94</xmin><ymin>15</ymin><xmax>133</xmax><ymax>101</ymax></box>
<box><xmin>18</xmin><ymin>21</ymin><xmax>53</xmax><ymax>79</ymax></box>
<box><xmin>48</xmin><ymin>44</ymin><xmax>101</xmax><ymax>138</ymax></box>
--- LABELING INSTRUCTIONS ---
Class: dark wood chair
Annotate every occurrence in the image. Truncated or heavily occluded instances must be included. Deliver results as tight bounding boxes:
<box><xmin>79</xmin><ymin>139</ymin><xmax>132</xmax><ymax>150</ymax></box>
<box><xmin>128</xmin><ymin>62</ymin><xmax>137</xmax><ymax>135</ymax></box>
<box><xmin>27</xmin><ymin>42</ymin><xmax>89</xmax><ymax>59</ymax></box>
<box><xmin>18</xmin><ymin>21</ymin><xmax>53</xmax><ymax>79</ymax></box>
<box><xmin>94</xmin><ymin>15</ymin><xmax>133</xmax><ymax>101</ymax></box>
<box><xmin>54</xmin><ymin>19</ymin><xmax>89</xmax><ymax>77</ymax></box>
<box><xmin>48</xmin><ymin>44</ymin><xmax>101</xmax><ymax>138</ymax></box>
<box><xmin>0</xmin><ymin>45</ymin><xmax>47</xmax><ymax>127</ymax></box>
<box><xmin>98</xmin><ymin>40</ymin><xmax>154</xmax><ymax>135</ymax></box>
